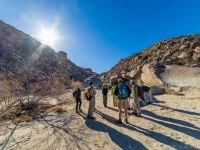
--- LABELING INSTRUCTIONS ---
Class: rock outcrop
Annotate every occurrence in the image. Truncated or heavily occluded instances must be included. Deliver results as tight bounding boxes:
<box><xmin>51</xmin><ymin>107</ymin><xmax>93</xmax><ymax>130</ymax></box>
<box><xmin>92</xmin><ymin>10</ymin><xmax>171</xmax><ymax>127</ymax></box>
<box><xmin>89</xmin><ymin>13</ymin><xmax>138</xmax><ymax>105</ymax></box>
<box><xmin>141</xmin><ymin>62</ymin><xmax>200</xmax><ymax>88</ymax></box>
<box><xmin>0</xmin><ymin>20</ymin><xmax>95</xmax><ymax>90</ymax></box>
<box><xmin>103</xmin><ymin>33</ymin><xmax>200</xmax><ymax>90</ymax></box>
<box><xmin>84</xmin><ymin>76</ymin><xmax>103</xmax><ymax>88</ymax></box>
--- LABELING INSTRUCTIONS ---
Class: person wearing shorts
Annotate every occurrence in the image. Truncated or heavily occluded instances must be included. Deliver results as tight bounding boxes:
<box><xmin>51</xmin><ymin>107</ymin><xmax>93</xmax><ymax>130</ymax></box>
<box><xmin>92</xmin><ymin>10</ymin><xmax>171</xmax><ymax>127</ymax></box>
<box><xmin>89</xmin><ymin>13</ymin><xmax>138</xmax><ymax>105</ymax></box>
<box><xmin>114</xmin><ymin>78</ymin><xmax>131</xmax><ymax>124</ymax></box>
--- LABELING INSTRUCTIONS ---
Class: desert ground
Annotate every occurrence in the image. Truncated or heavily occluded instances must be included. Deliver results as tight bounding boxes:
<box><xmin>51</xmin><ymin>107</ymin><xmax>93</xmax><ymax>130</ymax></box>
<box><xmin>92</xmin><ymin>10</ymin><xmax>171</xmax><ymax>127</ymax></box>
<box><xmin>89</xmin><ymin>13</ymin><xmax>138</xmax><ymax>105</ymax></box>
<box><xmin>0</xmin><ymin>89</ymin><xmax>200</xmax><ymax>150</ymax></box>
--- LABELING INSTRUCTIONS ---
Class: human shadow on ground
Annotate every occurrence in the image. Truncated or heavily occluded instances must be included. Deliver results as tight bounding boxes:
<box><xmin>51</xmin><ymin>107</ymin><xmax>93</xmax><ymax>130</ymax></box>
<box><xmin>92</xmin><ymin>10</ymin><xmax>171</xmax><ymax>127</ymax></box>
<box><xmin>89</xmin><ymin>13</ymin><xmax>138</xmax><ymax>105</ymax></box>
<box><xmin>142</xmin><ymin>110</ymin><xmax>200</xmax><ymax>140</ymax></box>
<box><xmin>79</xmin><ymin>112</ymin><xmax>148</xmax><ymax>150</ymax></box>
<box><xmin>142</xmin><ymin>110</ymin><xmax>200</xmax><ymax>130</ymax></box>
<box><xmin>152</xmin><ymin>103</ymin><xmax>200</xmax><ymax>116</ymax></box>
<box><xmin>42</xmin><ymin>113</ymin><xmax>93</xmax><ymax>150</ymax></box>
<box><xmin>106</xmin><ymin>106</ymin><xmax>118</xmax><ymax>112</ymax></box>
<box><xmin>94</xmin><ymin>110</ymin><xmax>197</xmax><ymax>150</ymax></box>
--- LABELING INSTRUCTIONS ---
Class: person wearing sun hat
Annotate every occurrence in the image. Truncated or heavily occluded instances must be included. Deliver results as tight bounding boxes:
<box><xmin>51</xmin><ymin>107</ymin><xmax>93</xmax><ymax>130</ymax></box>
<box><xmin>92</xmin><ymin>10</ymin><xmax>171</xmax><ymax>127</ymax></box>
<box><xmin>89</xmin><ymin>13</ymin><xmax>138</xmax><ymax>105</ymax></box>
<box><xmin>130</xmin><ymin>79</ymin><xmax>141</xmax><ymax>116</ymax></box>
<box><xmin>114</xmin><ymin>78</ymin><xmax>131</xmax><ymax>124</ymax></box>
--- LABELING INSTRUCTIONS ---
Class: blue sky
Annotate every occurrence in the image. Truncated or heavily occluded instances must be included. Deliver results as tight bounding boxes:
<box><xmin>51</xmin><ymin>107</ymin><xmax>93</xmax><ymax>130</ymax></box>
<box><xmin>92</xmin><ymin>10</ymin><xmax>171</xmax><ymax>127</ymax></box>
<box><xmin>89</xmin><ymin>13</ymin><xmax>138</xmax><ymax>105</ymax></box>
<box><xmin>1</xmin><ymin>0</ymin><xmax>200</xmax><ymax>73</ymax></box>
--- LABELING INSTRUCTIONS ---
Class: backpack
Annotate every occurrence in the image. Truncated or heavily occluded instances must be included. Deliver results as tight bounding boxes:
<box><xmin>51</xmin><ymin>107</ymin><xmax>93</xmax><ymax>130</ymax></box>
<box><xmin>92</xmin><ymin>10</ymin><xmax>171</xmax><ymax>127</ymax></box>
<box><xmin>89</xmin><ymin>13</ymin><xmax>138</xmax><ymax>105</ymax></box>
<box><xmin>117</xmin><ymin>83</ymin><xmax>128</xmax><ymax>99</ymax></box>
<box><xmin>137</xmin><ymin>85</ymin><xmax>144</xmax><ymax>98</ymax></box>
<box><xmin>84</xmin><ymin>88</ymin><xmax>92</xmax><ymax>101</ymax></box>
<box><xmin>72</xmin><ymin>90</ymin><xmax>77</xmax><ymax>98</ymax></box>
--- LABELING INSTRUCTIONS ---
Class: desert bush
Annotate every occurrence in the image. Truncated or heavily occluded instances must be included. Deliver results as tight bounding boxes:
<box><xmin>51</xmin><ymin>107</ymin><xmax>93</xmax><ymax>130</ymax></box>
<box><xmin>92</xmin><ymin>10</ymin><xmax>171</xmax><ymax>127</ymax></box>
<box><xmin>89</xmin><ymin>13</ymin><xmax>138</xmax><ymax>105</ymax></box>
<box><xmin>0</xmin><ymin>65</ymin><xmax>71</xmax><ymax>123</ymax></box>
<box><xmin>71</xmin><ymin>80</ymin><xmax>83</xmax><ymax>89</ymax></box>
<box><xmin>1</xmin><ymin>101</ymin><xmax>67</xmax><ymax>123</ymax></box>
<box><xmin>164</xmin><ymin>88</ymin><xmax>180</xmax><ymax>95</ymax></box>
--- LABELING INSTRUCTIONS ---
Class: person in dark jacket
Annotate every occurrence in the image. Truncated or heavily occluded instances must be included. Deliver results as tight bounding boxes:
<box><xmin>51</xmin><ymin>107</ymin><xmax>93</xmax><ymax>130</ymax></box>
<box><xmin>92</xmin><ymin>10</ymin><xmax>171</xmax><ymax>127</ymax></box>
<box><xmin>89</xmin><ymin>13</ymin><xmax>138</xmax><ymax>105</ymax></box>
<box><xmin>140</xmin><ymin>85</ymin><xmax>152</xmax><ymax>104</ymax></box>
<box><xmin>102</xmin><ymin>84</ymin><xmax>108</xmax><ymax>107</ymax></box>
<box><xmin>114</xmin><ymin>78</ymin><xmax>131</xmax><ymax>124</ymax></box>
<box><xmin>73</xmin><ymin>86</ymin><xmax>82</xmax><ymax>113</ymax></box>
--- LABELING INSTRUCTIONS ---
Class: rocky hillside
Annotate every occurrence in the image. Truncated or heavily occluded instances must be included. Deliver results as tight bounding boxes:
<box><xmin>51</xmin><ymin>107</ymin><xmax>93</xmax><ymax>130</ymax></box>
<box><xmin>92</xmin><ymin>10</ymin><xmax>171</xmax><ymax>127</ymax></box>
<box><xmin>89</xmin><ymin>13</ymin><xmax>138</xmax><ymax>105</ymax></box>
<box><xmin>0</xmin><ymin>20</ymin><xmax>94</xmax><ymax>91</ymax></box>
<box><xmin>103</xmin><ymin>34</ymin><xmax>200</xmax><ymax>89</ymax></box>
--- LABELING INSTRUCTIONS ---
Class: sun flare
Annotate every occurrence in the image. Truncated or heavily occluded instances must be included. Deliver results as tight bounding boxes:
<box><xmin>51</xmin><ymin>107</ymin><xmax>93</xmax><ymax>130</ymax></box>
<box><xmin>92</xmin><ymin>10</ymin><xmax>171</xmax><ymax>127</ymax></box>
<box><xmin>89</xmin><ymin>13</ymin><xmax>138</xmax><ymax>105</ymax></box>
<box><xmin>39</xmin><ymin>30</ymin><xmax>56</xmax><ymax>45</ymax></box>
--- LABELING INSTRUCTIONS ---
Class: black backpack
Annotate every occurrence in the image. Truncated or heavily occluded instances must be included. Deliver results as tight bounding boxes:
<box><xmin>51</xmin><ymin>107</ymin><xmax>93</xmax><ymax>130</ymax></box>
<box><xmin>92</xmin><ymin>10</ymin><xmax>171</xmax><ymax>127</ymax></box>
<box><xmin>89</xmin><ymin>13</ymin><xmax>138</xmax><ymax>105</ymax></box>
<box><xmin>73</xmin><ymin>90</ymin><xmax>77</xmax><ymax>98</ymax></box>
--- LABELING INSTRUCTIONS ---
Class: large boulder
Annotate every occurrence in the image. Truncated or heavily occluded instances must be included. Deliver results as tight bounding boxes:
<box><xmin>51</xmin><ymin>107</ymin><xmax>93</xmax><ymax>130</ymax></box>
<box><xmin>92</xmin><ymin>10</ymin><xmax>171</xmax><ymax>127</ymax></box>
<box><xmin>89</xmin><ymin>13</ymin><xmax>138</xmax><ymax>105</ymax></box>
<box><xmin>121</xmin><ymin>74</ymin><xmax>131</xmax><ymax>81</ymax></box>
<box><xmin>141</xmin><ymin>63</ymin><xmax>166</xmax><ymax>87</ymax></box>
<box><xmin>110</xmin><ymin>73</ymin><xmax>122</xmax><ymax>84</ymax></box>
<box><xmin>194</xmin><ymin>46</ymin><xmax>200</xmax><ymax>54</ymax></box>
<box><xmin>127</xmin><ymin>69</ymin><xmax>142</xmax><ymax>79</ymax></box>
<box><xmin>178</xmin><ymin>52</ymin><xmax>189</xmax><ymax>59</ymax></box>
<box><xmin>84</xmin><ymin>76</ymin><xmax>103</xmax><ymax>88</ymax></box>
<box><xmin>141</xmin><ymin>63</ymin><xmax>200</xmax><ymax>88</ymax></box>
<box><xmin>193</xmin><ymin>53</ymin><xmax>200</xmax><ymax>60</ymax></box>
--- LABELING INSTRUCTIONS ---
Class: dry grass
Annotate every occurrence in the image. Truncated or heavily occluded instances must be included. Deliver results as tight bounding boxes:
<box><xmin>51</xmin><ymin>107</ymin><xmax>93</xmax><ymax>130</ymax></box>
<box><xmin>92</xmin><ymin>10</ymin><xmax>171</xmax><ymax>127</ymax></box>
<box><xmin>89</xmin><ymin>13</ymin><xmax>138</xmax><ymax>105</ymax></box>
<box><xmin>2</xmin><ymin>102</ymin><xmax>68</xmax><ymax>123</ymax></box>
<box><xmin>164</xmin><ymin>88</ymin><xmax>180</xmax><ymax>95</ymax></box>
<box><xmin>71</xmin><ymin>80</ymin><xmax>83</xmax><ymax>89</ymax></box>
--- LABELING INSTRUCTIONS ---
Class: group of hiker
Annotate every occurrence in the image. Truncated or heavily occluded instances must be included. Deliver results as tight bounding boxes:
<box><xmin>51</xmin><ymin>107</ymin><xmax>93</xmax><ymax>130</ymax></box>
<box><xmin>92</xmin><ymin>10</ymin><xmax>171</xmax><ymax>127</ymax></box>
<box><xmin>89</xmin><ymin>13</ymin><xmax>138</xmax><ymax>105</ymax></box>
<box><xmin>73</xmin><ymin>79</ymin><xmax>152</xmax><ymax>123</ymax></box>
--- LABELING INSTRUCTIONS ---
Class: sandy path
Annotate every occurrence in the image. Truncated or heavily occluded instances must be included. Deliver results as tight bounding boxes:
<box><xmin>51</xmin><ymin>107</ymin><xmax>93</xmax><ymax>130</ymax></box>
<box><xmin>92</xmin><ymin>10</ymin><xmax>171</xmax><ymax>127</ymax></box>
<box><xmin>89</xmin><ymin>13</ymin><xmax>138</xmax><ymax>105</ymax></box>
<box><xmin>0</xmin><ymin>90</ymin><xmax>200</xmax><ymax>150</ymax></box>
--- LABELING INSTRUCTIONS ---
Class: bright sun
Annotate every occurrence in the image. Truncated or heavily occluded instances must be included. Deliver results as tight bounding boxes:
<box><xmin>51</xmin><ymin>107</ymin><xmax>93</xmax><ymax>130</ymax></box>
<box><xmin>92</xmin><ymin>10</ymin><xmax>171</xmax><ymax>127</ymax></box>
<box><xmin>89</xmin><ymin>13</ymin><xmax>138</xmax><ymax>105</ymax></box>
<box><xmin>39</xmin><ymin>30</ymin><xmax>56</xmax><ymax>45</ymax></box>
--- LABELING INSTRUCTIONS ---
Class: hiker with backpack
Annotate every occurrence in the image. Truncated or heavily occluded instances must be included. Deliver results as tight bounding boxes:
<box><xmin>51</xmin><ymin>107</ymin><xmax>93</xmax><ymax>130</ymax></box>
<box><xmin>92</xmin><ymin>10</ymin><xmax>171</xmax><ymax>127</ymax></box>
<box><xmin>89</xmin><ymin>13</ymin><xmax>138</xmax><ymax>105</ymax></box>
<box><xmin>111</xmin><ymin>83</ymin><xmax>118</xmax><ymax>106</ymax></box>
<box><xmin>102</xmin><ymin>84</ymin><xmax>108</xmax><ymax>107</ymax></box>
<box><xmin>140</xmin><ymin>85</ymin><xmax>152</xmax><ymax>105</ymax></box>
<box><xmin>130</xmin><ymin>79</ymin><xmax>142</xmax><ymax>117</ymax></box>
<box><xmin>114</xmin><ymin>78</ymin><xmax>131</xmax><ymax>124</ymax></box>
<box><xmin>73</xmin><ymin>86</ymin><xmax>82</xmax><ymax>113</ymax></box>
<box><xmin>85</xmin><ymin>81</ymin><xmax>96</xmax><ymax>119</ymax></box>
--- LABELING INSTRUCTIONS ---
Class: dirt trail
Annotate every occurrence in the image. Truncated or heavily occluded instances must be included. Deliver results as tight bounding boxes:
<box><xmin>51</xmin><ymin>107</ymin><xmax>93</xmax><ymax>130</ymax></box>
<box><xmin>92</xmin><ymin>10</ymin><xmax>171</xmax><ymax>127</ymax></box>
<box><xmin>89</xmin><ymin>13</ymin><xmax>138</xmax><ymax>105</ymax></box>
<box><xmin>0</xmin><ymin>90</ymin><xmax>200</xmax><ymax>150</ymax></box>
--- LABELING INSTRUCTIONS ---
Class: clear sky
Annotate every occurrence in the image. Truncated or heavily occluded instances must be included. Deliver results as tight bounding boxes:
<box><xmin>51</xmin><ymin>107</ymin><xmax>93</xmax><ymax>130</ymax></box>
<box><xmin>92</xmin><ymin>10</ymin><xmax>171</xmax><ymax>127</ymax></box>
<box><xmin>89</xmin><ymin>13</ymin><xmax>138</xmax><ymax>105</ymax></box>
<box><xmin>1</xmin><ymin>0</ymin><xmax>200</xmax><ymax>73</ymax></box>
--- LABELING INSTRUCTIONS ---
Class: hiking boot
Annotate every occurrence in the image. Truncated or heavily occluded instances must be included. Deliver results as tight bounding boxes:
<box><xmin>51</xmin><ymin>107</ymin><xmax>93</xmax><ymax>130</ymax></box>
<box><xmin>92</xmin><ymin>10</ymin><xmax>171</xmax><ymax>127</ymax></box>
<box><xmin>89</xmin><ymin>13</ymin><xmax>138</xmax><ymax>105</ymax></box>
<box><xmin>79</xmin><ymin>109</ymin><xmax>82</xmax><ymax>112</ymax></box>
<box><xmin>125</xmin><ymin>119</ymin><xmax>129</xmax><ymax>124</ymax></box>
<box><xmin>116</xmin><ymin>119</ymin><xmax>123</xmax><ymax>124</ymax></box>
<box><xmin>76</xmin><ymin>110</ymin><xmax>79</xmax><ymax>113</ymax></box>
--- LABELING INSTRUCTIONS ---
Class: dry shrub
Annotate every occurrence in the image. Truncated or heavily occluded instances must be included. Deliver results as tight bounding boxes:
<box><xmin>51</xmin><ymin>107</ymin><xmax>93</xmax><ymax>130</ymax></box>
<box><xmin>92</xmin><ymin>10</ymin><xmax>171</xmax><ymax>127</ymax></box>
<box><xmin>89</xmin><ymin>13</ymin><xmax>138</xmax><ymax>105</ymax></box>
<box><xmin>1</xmin><ymin>102</ymin><xmax>67</xmax><ymax>123</ymax></box>
<box><xmin>46</xmin><ymin>106</ymin><xmax>67</xmax><ymax>114</ymax></box>
<box><xmin>164</xmin><ymin>88</ymin><xmax>180</xmax><ymax>95</ymax></box>
<box><xmin>0</xmin><ymin>65</ymin><xmax>71</xmax><ymax>123</ymax></box>
<box><xmin>14</xmin><ymin>114</ymin><xmax>33</xmax><ymax>123</ymax></box>
<box><xmin>71</xmin><ymin>80</ymin><xmax>83</xmax><ymax>89</ymax></box>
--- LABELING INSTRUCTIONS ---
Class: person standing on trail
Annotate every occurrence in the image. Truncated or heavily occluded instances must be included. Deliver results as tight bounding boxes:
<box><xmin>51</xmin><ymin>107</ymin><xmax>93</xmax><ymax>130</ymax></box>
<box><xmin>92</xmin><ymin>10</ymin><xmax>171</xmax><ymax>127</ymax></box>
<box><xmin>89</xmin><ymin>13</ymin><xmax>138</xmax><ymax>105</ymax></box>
<box><xmin>130</xmin><ymin>80</ymin><xmax>141</xmax><ymax>117</ymax></box>
<box><xmin>114</xmin><ymin>78</ymin><xmax>131</xmax><ymax>124</ymax></box>
<box><xmin>87</xmin><ymin>82</ymin><xmax>96</xmax><ymax>119</ymax></box>
<box><xmin>140</xmin><ymin>85</ymin><xmax>152</xmax><ymax>105</ymax></box>
<box><xmin>126</xmin><ymin>82</ymin><xmax>132</xmax><ymax>110</ymax></box>
<box><xmin>73</xmin><ymin>86</ymin><xmax>82</xmax><ymax>113</ymax></box>
<box><xmin>111</xmin><ymin>83</ymin><xmax>118</xmax><ymax>106</ymax></box>
<box><xmin>102</xmin><ymin>84</ymin><xmax>108</xmax><ymax>107</ymax></box>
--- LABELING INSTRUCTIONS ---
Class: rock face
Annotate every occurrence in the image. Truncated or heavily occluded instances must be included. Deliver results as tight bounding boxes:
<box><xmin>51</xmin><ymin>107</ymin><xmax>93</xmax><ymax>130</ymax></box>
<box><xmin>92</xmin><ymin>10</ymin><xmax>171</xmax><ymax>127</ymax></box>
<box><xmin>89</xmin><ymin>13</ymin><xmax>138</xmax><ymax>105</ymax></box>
<box><xmin>141</xmin><ymin>63</ymin><xmax>200</xmax><ymax>88</ymax></box>
<box><xmin>141</xmin><ymin>63</ymin><xmax>166</xmax><ymax>86</ymax></box>
<box><xmin>0</xmin><ymin>20</ymin><xmax>95</xmax><ymax>90</ymax></box>
<box><xmin>110</xmin><ymin>73</ymin><xmax>122</xmax><ymax>84</ymax></box>
<box><xmin>127</xmin><ymin>69</ymin><xmax>142</xmax><ymax>79</ymax></box>
<box><xmin>105</xmin><ymin>34</ymin><xmax>200</xmax><ymax>87</ymax></box>
<box><xmin>84</xmin><ymin>76</ymin><xmax>103</xmax><ymax>88</ymax></box>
